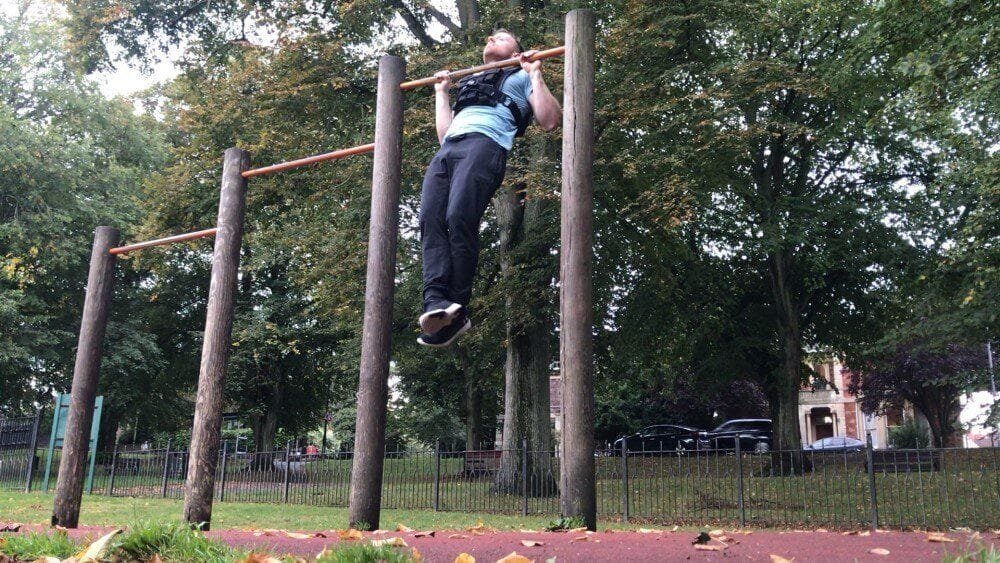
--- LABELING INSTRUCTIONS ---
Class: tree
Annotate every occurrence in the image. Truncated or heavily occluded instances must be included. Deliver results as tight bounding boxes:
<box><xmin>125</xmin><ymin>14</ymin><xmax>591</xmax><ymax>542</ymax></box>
<box><xmin>849</xmin><ymin>338</ymin><xmax>986</xmax><ymax>447</ymax></box>
<box><xmin>0</xmin><ymin>4</ymin><xmax>169</xmax><ymax>426</ymax></box>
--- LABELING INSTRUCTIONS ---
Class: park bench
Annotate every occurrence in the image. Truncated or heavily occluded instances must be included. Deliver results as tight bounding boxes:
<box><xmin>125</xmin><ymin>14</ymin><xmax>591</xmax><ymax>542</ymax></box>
<box><xmin>463</xmin><ymin>449</ymin><xmax>501</xmax><ymax>476</ymax></box>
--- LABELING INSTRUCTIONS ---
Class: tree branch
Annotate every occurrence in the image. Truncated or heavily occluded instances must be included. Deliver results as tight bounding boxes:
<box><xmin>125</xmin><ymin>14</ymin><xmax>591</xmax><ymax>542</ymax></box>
<box><xmin>388</xmin><ymin>0</ymin><xmax>439</xmax><ymax>50</ymax></box>
<box><xmin>419</xmin><ymin>2</ymin><xmax>462</xmax><ymax>36</ymax></box>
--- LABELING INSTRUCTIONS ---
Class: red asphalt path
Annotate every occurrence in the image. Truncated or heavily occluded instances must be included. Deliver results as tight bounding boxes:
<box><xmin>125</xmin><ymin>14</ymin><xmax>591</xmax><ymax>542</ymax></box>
<box><xmin>7</xmin><ymin>525</ymin><xmax>997</xmax><ymax>562</ymax></box>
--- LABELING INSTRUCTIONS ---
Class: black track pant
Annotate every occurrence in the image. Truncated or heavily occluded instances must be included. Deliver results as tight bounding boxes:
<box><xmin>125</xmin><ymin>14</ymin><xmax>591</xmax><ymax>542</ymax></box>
<box><xmin>419</xmin><ymin>133</ymin><xmax>508</xmax><ymax>312</ymax></box>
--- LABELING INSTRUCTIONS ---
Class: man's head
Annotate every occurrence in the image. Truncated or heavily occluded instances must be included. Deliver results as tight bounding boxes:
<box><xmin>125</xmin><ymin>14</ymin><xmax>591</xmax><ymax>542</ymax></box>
<box><xmin>483</xmin><ymin>29</ymin><xmax>522</xmax><ymax>63</ymax></box>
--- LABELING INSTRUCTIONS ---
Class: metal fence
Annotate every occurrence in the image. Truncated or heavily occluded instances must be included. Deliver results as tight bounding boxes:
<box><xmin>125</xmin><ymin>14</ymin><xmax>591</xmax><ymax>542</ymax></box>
<box><xmin>3</xmin><ymin>437</ymin><xmax>998</xmax><ymax>530</ymax></box>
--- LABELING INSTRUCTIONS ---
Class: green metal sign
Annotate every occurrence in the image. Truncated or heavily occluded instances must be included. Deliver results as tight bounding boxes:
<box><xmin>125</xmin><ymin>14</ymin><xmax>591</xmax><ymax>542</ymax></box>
<box><xmin>43</xmin><ymin>393</ymin><xmax>103</xmax><ymax>493</ymax></box>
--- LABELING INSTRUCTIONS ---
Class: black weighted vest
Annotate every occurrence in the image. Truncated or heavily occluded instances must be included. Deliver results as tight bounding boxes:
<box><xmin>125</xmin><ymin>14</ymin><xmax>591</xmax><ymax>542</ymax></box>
<box><xmin>452</xmin><ymin>68</ymin><xmax>533</xmax><ymax>137</ymax></box>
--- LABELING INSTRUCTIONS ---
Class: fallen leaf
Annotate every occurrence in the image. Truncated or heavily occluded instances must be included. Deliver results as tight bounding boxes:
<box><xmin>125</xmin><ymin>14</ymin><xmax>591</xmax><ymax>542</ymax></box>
<box><xmin>859</xmin><ymin>531</ymin><xmax>871</xmax><ymax>537</ymax></box>
<box><xmin>411</xmin><ymin>547</ymin><xmax>423</xmax><ymax>561</ymax></box>
<box><xmin>283</xmin><ymin>531</ymin><xmax>321</xmax><ymax>539</ymax></box>
<box><xmin>397</xmin><ymin>524</ymin><xmax>415</xmax><ymax>533</ymax></box>
<box><xmin>568</xmin><ymin>527</ymin><xmax>588</xmax><ymax>533</ymax></box>
<box><xmin>240</xmin><ymin>554</ymin><xmax>282</xmax><ymax>563</ymax></box>
<box><xmin>371</xmin><ymin>537</ymin><xmax>408</xmax><ymax>548</ymax></box>
<box><xmin>413</xmin><ymin>531</ymin><xmax>436</xmax><ymax>538</ymax></box>
<box><xmin>496</xmin><ymin>552</ymin><xmax>533</xmax><ymax>563</ymax></box>
<box><xmin>337</xmin><ymin>529</ymin><xmax>364</xmax><ymax>541</ymax></box>
<box><xmin>638</xmin><ymin>528</ymin><xmax>660</xmax><ymax>534</ymax></box>
<box><xmin>148</xmin><ymin>555</ymin><xmax>164</xmax><ymax>563</ymax></box>
<box><xmin>715</xmin><ymin>535</ymin><xmax>733</xmax><ymax>543</ymax></box>
<box><xmin>78</xmin><ymin>528</ymin><xmax>122</xmax><ymax>562</ymax></box>
<box><xmin>454</xmin><ymin>553</ymin><xmax>475</xmax><ymax>563</ymax></box>
<box><xmin>694</xmin><ymin>544</ymin><xmax>725</xmax><ymax>551</ymax></box>
<box><xmin>0</xmin><ymin>524</ymin><xmax>21</xmax><ymax>532</ymax></box>
<box><xmin>815</xmin><ymin>528</ymin><xmax>828</xmax><ymax>533</ymax></box>
<box><xmin>449</xmin><ymin>534</ymin><xmax>470</xmax><ymax>539</ymax></box>
<box><xmin>371</xmin><ymin>530</ymin><xmax>390</xmax><ymax>535</ymax></box>
<box><xmin>927</xmin><ymin>533</ymin><xmax>955</xmax><ymax>543</ymax></box>
<box><xmin>36</xmin><ymin>558</ymin><xmax>60</xmax><ymax>563</ymax></box>
<box><xmin>692</xmin><ymin>532</ymin><xmax>711</xmax><ymax>544</ymax></box>
<box><xmin>869</xmin><ymin>548</ymin><xmax>891</xmax><ymax>555</ymax></box>
<box><xmin>709</xmin><ymin>529</ymin><xmax>725</xmax><ymax>537</ymax></box>
<box><xmin>769</xmin><ymin>556</ymin><xmax>794</xmax><ymax>563</ymax></box>
<box><xmin>671</xmin><ymin>526</ymin><xmax>680</xmax><ymax>532</ymax></box>
<box><xmin>519</xmin><ymin>529</ymin><xmax>539</xmax><ymax>533</ymax></box>
<box><xmin>571</xmin><ymin>535</ymin><xmax>590</xmax><ymax>542</ymax></box>
<box><xmin>520</xmin><ymin>540</ymin><xmax>544</xmax><ymax>547</ymax></box>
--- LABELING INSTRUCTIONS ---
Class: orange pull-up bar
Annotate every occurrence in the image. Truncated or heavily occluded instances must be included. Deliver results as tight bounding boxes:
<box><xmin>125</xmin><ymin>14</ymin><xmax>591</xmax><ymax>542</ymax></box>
<box><xmin>242</xmin><ymin>143</ymin><xmax>376</xmax><ymax>178</ymax></box>
<box><xmin>400</xmin><ymin>46</ymin><xmax>565</xmax><ymax>91</ymax></box>
<box><xmin>109</xmin><ymin>227</ymin><xmax>218</xmax><ymax>255</ymax></box>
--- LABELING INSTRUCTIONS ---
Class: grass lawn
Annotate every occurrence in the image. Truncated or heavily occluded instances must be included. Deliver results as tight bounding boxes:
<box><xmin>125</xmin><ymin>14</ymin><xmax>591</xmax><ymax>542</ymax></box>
<box><xmin>0</xmin><ymin>492</ymin><xmax>633</xmax><ymax>532</ymax></box>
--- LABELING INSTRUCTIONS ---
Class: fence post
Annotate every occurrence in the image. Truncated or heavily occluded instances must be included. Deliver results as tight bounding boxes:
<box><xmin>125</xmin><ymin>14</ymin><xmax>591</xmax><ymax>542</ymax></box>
<box><xmin>521</xmin><ymin>438</ymin><xmax>529</xmax><ymax>518</ymax></box>
<box><xmin>735</xmin><ymin>437</ymin><xmax>745</xmax><ymax>527</ymax></box>
<box><xmin>283</xmin><ymin>441</ymin><xmax>292</xmax><ymax>504</ymax></box>
<box><xmin>432</xmin><ymin>440</ymin><xmax>441</xmax><ymax>512</ymax></box>
<box><xmin>621</xmin><ymin>441</ymin><xmax>629</xmax><ymax>523</ymax></box>
<box><xmin>865</xmin><ymin>431</ymin><xmax>878</xmax><ymax>532</ymax></box>
<box><xmin>24</xmin><ymin>408</ymin><xmax>42</xmax><ymax>493</ymax></box>
<box><xmin>161</xmin><ymin>439</ymin><xmax>172</xmax><ymax>498</ymax></box>
<box><xmin>105</xmin><ymin>442</ymin><xmax>118</xmax><ymax>496</ymax></box>
<box><xmin>218</xmin><ymin>442</ymin><xmax>228</xmax><ymax>503</ymax></box>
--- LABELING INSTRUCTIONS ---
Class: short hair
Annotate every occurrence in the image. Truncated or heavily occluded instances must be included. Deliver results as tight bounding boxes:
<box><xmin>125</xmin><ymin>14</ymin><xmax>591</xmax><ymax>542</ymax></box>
<box><xmin>492</xmin><ymin>28</ymin><xmax>524</xmax><ymax>53</ymax></box>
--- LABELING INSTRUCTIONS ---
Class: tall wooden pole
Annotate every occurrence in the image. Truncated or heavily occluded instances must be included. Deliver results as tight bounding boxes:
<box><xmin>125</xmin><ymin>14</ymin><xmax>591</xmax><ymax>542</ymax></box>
<box><xmin>347</xmin><ymin>55</ymin><xmax>405</xmax><ymax>530</ymax></box>
<box><xmin>559</xmin><ymin>8</ymin><xmax>597</xmax><ymax>530</ymax></box>
<box><xmin>183</xmin><ymin>147</ymin><xmax>249</xmax><ymax>530</ymax></box>
<box><xmin>51</xmin><ymin>226</ymin><xmax>119</xmax><ymax>528</ymax></box>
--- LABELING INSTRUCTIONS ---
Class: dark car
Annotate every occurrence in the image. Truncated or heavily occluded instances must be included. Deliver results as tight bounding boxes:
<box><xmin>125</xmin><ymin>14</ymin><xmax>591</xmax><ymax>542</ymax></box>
<box><xmin>697</xmin><ymin>419</ymin><xmax>772</xmax><ymax>453</ymax></box>
<box><xmin>613</xmin><ymin>424</ymin><xmax>704</xmax><ymax>454</ymax></box>
<box><xmin>805</xmin><ymin>436</ymin><xmax>864</xmax><ymax>452</ymax></box>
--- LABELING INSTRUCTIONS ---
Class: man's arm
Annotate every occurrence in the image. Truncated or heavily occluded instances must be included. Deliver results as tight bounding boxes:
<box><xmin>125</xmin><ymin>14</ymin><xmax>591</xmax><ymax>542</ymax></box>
<box><xmin>433</xmin><ymin>70</ymin><xmax>453</xmax><ymax>144</ymax></box>
<box><xmin>520</xmin><ymin>50</ymin><xmax>561</xmax><ymax>131</ymax></box>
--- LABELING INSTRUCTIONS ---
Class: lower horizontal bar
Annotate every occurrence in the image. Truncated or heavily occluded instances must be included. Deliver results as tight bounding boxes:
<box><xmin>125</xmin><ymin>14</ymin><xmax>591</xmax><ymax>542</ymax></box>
<box><xmin>110</xmin><ymin>228</ymin><xmax>218</xmax><ymax>255</ymax></box>
<box><xmin>241</xmin><ymin>143</ymin><xmax>376</xmax><ymax>178</ymax></box>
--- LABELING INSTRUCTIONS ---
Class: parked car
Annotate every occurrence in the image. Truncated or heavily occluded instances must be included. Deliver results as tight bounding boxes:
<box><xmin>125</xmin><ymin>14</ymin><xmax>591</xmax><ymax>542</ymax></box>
<box><xmin>805</xmin><ymin>436</ymin><xmax>864</xmax><ymax>452</ymax></box>
<box><xmin>613</xmin><ymin>424</ymin><xmax>704</xmax><ymax>454</ymax></box>
<box><xmin>697</xmin><ymin>419</ymin><xmax>772</xmax><ymax>453</ymax></box>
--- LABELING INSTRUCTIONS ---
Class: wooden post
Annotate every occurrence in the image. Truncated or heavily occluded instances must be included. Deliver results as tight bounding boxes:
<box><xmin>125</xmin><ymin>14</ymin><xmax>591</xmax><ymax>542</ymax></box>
<box><xmin>182</xmin><ymin>147</ymin><xmax>249</xmax><ymax>530</ymax></box>
<box><xmin>559</xmin><ymin>8</ymin><xmax>597</xmax><ymax>530</ymax></box>
<box><xmin>24</xmin><ymin>408</ymin><xmax>42</xmax><ymax>493</ymax></box>
<box><xmin>51</xmin><ymin>226</ymin><xmax>119</xmax><ymax>528</ymax></box>
<box><xmin>347</xmin><ymin>55</ymin><xmax>405</xmax><ymax>531</ymax></box>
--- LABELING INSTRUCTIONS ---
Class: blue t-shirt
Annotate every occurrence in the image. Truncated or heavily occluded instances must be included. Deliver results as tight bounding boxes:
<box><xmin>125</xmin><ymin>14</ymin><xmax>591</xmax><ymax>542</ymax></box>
<box><xmin>444</xmin><ymin>69</ymin><xmax>533</xmax><ymax>151</ymax></box>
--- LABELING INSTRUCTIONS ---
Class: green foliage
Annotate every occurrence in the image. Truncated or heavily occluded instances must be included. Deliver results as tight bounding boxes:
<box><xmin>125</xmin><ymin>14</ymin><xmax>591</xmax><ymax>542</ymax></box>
<box><xmin>112</xmin><ymin>521</ymin><xmax>234</xmax><ymax>562</ymax></box>
<box><xmin>0</xmin><ymin>530</ymin><xmax>77</xmax><ymax>560</ymax></box>
<box><xmin>889</xmin><ymin>420</ymin><xmax>931</xmax><ymax>449</ymax></box>
<box><xmin>545</xmin><ymin>516</ymin><xmax>585</xmax><ymax>531</ymax></box>
<box><xmin>315</xmin><ymin>543</ymin><xmax>416</xmax><ymax>562</ymax></box>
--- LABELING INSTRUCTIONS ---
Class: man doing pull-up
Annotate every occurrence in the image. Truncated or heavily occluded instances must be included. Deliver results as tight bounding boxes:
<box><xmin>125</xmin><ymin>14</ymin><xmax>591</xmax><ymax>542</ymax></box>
<box><xmin>417</xmin><ymin>30</ymin><xmax>561</xmax><ymax>348</ymax></box>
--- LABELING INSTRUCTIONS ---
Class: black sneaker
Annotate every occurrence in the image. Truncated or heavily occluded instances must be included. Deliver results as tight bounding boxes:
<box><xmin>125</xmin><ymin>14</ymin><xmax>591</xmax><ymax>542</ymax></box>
<box><xmin>417</xmin><ymin>311</ymin><xmax>471</xmax><ymax>348</ymax></box>
<box><xmin>418</xmin><ymin>302</ymin><xmax>464</xmax><ymax>335</ymax></box>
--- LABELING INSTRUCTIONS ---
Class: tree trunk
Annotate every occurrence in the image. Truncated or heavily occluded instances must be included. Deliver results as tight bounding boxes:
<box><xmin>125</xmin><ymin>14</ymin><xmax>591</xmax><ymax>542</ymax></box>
<box><xmin>465</xmin><ymin>375</ymin><xmax>484</xmax><ymax>450</ymax></box>
<box><xmin>766</xmin><ymin>249</ymin><xmax>806</xmax><ymax>473</ymax></box>
<box><xmin>918</xmin><ymin>393</ymin><xmax>962</xmax><ymax>448</ymax></box>
<box><xmin>249</xmin><ymin>378</ymin><xmax>281</xmax><ymax>469</ymax></box>
<box><xmin>493</xmin><ymin>138</ymin><xmax>557</xmax><ymax>497</ymax></box>
<box><xmin>456</xmin><ymin>0</ymin><xmax>480</xmax><ymax>31</ymax></box>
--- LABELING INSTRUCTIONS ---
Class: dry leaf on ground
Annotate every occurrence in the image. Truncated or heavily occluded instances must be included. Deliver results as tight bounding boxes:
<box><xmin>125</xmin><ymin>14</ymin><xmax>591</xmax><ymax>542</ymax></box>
<box><xmin>496</xmin><ymin>552</ymin><xmax>533</xmax><ymax>563</ymax></box>
<box><xmin>454</xmin><ymin>553</ymin><xmax>475</xmax><ymax>563</ymax></box>
<box><xmin>927</xmin><ymin>533</ymin><xmax>955</xmax><ymax>543</ymax></box>
<box><xmin>0</xmin><ymin>524</ymin><xmax>21</xmax><ymax>532</ymax></box>
<box><xmin>77</xmin><ymin>528</ymin><xmax>122</xmax><ymax>563</ymax></box>
<box><xmin>709</xmin><ymin>529</ymin><xmax>725</xmax><ymax>537</ymax></box>
<box><xmin>520</xmin><ymin>540</ymin><xmax>544</xmax><ymax>547</ymax></box>
<box><xmin>449</xmin><ymin>534</ymin><xmax>470</xmax><ymax>539</ymax></box>
<box><xmin>638</xmin><ymin>528</ymin><xmax>660</xmax><ymax>534</ymax></box>
<box><xmin>769</xmin><ymin>555</ymin><xmax>794</xmax><ymax>563</ymax></box>
<box><xmin>283</xmin><ymin>531</ymin><xmax>323</xmax><ymax>539</ymax></box>
<box><xmin>519</xmin><ymin>529</ymin><xmax>539</xmax><ymax>533</ymax></box>
<box><xmin>413</xmin><ymin>531</ymin><xmax>436</xmax><ymax>538</ymax></box>
<box><xmin>337</xmin><ymin>529</ymin><xmax>363</xmax><ymax>540</ymax></box>
<box><xmin>372</xmin><ymin>537</ymin><xmax>408</xmax><ymax>548</ymax></box>
<box><xmin>869</xmin><ymin>548</ymin><xmax>891</xmax><ymax>555</ymax></box>
<box><xmin>148</xmin><ymin>555</ymin><xmax>164</xmax><ymax>563</ymax></box>
<box><xmin>694</xmin><ymin>544</ymin><xmax>725</xmax><ymax>551</ymax></box>
<box><xmin>397</xmin><ymin>524</ymin><xmax>415</xmax><ymax>533</ymax></box>
<box><xmin>568</xmin><ymin>527</ymin><xmax>588</xmax><ymax>533</ymax></box>
<box><xmin>241</xmin><ymin>554</ymin><xmax>282</xmax><ymax>563</ymax></box>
